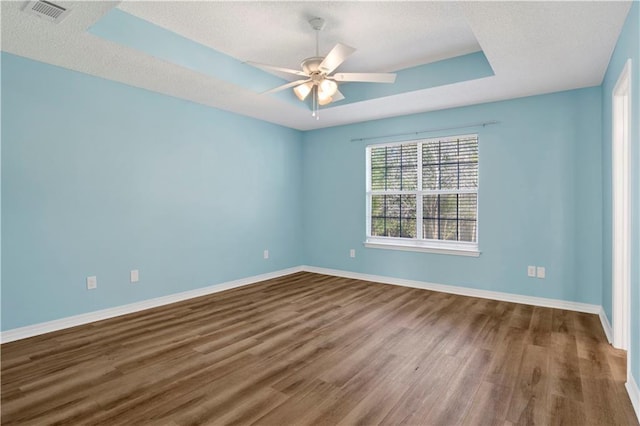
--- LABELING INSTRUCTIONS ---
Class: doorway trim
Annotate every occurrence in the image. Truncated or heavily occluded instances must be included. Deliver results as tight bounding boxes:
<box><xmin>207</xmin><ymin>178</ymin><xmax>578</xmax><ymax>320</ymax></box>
<box><xmin>612</xmin><ymin>58</ymin><xmax>631</xmax><ymax>359</ymax></box>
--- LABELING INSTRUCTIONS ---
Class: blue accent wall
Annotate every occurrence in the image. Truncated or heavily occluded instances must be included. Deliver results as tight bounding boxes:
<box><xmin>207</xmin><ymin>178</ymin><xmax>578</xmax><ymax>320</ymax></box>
<box><xmin>88</xmin><ymin>9</ymin><xmax>493</xmax><ymax>110</ymax></box>
<box><xmin>601</xmin><ymin>1</ymin><xmax>640</xmax><ymax>389</ymax></box>
<box><xmin>88</xmin><ymin>9</ymin><xmax>290</xmax><ymax>98</ymax></box>
<box><xmin>1</xmin><ymin>53</ymin><xmax>303</xmax><ymax>330</ymax></box>
<box><xmin>302</xmin><ymin>88</ymin><xmax>603</xmax><ymax>305</ymax></box>
<box><xmin>335</xmin><ymin>52</ymin><xmax>494</xmax><ymax>104</ymax></box>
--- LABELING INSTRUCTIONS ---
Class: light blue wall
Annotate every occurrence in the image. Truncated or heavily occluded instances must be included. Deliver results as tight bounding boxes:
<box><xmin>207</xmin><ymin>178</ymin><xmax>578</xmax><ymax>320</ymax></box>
<box><xmin>1</xmin><ymin>53</ymin><xmax>303</xmax><ymax>330</ymax></box>
<box><xmin>302</xmin><ymin>88</ymin><xmax>603</xmax><ymax>305</ymax></box>
<box><xmin>601</xmin><ymin>1</ymin><xmax>640</xmax><ymax>389</ymax></box>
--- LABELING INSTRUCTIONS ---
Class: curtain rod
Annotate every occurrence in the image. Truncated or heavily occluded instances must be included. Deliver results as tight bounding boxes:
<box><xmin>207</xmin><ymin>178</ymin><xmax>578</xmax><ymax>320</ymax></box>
<box><xmin>350</xmin><ymin>120</ymin><xmax>499</xmax><ymax>143</ymax></box>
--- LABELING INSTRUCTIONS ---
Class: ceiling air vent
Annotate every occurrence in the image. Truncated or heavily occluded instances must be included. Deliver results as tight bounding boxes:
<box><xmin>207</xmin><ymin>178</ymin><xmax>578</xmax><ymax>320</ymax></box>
<box><xmin>23</xmin><ymin>0</ymin><xmax>71</xmax><ymax>23</ymax></box>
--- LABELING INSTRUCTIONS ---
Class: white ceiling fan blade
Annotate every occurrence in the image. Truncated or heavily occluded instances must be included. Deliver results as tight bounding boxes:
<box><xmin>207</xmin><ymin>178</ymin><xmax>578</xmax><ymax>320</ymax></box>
<box><xmin>262</xmin><ymin>79</ymin><xmax>311</xmax><ymax>95</ymax></box>
<box><xmin>319</xmin><ymin>43</ymin><xmax>356</xmax><ymax>74</ymax></box>
<box><xmin>332</xmin><ymin>73</ymin><xmax>397</xmax><ymax>83</ymax></box>
<box><xmin>332</xmin><ymin>89</ymin><xmax>345</xmax><ymax>102</ymax></box>
<box><xmin>246</xmin><ymin>61</ymin><xmax>308</xmax><ymax>77</ymax></box>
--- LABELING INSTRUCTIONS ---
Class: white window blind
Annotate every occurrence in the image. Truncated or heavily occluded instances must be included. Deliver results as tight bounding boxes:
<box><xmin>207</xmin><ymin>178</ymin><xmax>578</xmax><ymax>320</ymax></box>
<box><xmin>366</xmin><ymin>134</ymin><xmax>479</xmax><ymax>254</ymax></box>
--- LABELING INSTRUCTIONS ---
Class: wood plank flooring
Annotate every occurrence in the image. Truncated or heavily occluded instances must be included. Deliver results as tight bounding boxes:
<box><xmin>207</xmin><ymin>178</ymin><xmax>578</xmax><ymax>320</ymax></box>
<box><xmin>1</xmin><ymin>272</ymin><xmax>637</xmax><ymax>425</ymax></box>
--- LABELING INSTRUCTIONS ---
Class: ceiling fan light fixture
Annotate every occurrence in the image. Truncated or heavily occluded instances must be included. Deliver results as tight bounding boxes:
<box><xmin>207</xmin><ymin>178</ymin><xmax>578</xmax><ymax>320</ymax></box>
<box><xmin>318</xmin><ymin>96</ymin><xmax>333</xmax><ymax>106</ymax></box>
<box><xmin>319</xmin><ymin>79</ymin><xmax>338</xmax><ymax>98</ymax></box>
<box><xmin>293</xmin><ymin>81</ymin><xmax>313</xmax><ymax>101</ymax></box>
<box><xmin>317</xmin><ymin>88</ymin><xmax>332</xmax><ymax>105</ymax></box>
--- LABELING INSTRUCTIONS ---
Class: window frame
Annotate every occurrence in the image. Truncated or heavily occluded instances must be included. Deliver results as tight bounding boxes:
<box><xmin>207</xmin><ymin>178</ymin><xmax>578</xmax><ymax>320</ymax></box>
<box><xmin>365</xmin><ymin>134</ymin><xmax>480</xmax><ymax>256</ymax></box>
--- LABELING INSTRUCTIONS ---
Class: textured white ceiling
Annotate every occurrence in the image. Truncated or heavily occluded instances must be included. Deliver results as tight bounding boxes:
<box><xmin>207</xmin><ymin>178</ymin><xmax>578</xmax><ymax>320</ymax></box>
<box><xmin>0</xmin><ymin>1</ymin><xmax>632</xmax><ymax>131</ymax></box>
<box><xmin>117</xmin><ymin>1</ymin><xmax>481</xmax><ymax>73</ymax></box>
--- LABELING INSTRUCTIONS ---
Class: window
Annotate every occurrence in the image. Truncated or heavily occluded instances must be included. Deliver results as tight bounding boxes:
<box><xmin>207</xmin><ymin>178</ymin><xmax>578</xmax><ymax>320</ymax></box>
<box><xmin>365</xmin><ymin>134</ymin><xmax>479</xmax><ymax>256</ymax></box>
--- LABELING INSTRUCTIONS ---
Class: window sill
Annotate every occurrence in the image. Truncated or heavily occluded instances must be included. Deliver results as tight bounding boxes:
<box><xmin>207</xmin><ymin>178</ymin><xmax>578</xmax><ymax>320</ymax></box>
<box><xmin>364</xmin><ymin>241</ymin><xmax>480</xmax><ymax>257</ymax></box>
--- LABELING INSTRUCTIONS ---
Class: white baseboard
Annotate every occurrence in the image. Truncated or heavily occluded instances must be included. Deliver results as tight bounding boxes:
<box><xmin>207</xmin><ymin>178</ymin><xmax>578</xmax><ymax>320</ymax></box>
<box><xmin>0</xmin><ymin>264</ymin><xmax>614</xmax><ymax>347</ymax></box>
<box><xmin>627</xmin><ymin>374</ymin><xmax>640</xmax><ymax>423</ymax></box>
<box><xmin>598</xmin><ymin>306</ymin><xmax>614</xmax><ymax>344</ymax></box>
<box><xmin>301</xmin><ymin>265</ymin><xmax>601</xmax><ymax>314</ymax></box>
<box><xmin>0</xmin><ymin>266</ymin><xmax>304</xmax><ymax>344</ymax></box>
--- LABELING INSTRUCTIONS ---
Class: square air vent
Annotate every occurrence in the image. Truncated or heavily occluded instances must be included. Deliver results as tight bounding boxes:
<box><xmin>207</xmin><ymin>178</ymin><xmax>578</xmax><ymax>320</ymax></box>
<box><xmin>23</xmin><ymin>0</ymin><xmax>71</xmax><ymax>23</ymax></box>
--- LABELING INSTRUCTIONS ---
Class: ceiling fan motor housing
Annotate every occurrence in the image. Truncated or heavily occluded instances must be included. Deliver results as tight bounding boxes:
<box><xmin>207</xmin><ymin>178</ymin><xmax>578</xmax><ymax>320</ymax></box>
<box><xmin>301</xmin><ymin>57</ymin><xmax>325</xmax><ymax>77</ymax></box>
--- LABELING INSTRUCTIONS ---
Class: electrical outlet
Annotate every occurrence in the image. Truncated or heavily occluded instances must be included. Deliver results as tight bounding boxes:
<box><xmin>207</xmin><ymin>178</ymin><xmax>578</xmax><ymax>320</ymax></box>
<box><xmin>527</xmin><ymin>266</ymin><xmax>536</xmax><ymax>277</ymax></box>
<box><xmin>536</xmin><ymin>266</ymin><xmax>546</xmax><ymax>279</ymax></box>
<box><xmin>263</xmin><ymin>249</ymin><xmax>269</xmax><ymax>260</ymax></box>
<box><xmin>130</xmin><ymin>269</ymin><xmax>139</xmax><ymax>283</ymax></box>
<box><xmin>87</xmin><ymin>276</ymin><xmax>97</xmax><ymax>290</ymax></box>
<box><xmin>350</xmin><ymin>249</ymin><xmax>356</xmax><ymax>258</ymax></box>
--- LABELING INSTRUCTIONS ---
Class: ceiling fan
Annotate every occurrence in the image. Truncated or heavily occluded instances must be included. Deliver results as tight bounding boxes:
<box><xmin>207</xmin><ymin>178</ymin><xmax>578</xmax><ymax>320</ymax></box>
<box><xmin>247</xmin><ymin>17</ymin><xmax>397</xmax><ymax>119</ymax></box>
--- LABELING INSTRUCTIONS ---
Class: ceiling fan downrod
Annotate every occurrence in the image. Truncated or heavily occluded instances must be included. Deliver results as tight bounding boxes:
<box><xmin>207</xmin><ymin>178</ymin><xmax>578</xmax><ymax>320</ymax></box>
<box><xmin>309</xmin><ymin>18</ymin><xmax>326</xmax><ymax>119</ymax></box>
<box><xmin>309</xmin><ymin>17</ymin><xmax>325</xmax><ymax>57</ymax></box>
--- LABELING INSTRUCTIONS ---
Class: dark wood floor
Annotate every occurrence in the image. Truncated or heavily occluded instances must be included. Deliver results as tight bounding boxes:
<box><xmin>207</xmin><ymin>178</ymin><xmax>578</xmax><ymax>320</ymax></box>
<box><xmin>1</xmin><ymin>272</ymin><xmax>637</xmax><ymax>425</ymax></box>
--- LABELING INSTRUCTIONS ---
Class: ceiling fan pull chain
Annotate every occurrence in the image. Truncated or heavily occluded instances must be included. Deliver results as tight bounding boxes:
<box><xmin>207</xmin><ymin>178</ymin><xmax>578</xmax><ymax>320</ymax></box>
<box><xmin>312</xmin><ymin>86</ymin><xmax>316</xmax><ymax>117</ymax></box>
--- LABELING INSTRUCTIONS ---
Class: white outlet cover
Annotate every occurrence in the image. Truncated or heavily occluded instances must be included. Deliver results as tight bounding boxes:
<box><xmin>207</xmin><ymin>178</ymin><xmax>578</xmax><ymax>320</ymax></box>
<box><xmin>536</xmin><ymin>266</ymin><xmax>546</xmax><ymax>279</ymax></box>
<box><xmin>263</xmin><ymin>250</ymin><xmax>269</xmax><ymax>259</ymax></box>
<box><xmin>86</xmin><ymin>275</ymin><xmax>97</xmax><ymax>290</ymax></box>
<box><xmin>527</xmin><ymin>266</ymin><xmax>536</xmax><ymax>277</ymax></box>
<box><xmin>130</xmin><ymin>269</ymin><xmax>139</xmax><ymax>283</ymax></box>
<box><xmin>350</xmin><ymin>249</ymin><xmax>356</xmax><ymax>258</ymax></box>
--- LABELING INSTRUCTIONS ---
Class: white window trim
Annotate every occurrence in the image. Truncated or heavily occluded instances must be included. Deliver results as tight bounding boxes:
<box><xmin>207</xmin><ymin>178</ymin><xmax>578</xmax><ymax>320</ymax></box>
<box><xmin>365</xmin><ymin>134</ymin><xmax>480</xmax><ymax>256</ymax></box>
<box><xmin>364</xmin><ymin>238</ymin><xmax>480</xmax><ymax>257</ymax></box>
